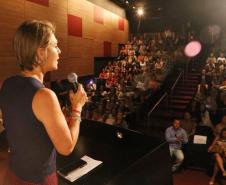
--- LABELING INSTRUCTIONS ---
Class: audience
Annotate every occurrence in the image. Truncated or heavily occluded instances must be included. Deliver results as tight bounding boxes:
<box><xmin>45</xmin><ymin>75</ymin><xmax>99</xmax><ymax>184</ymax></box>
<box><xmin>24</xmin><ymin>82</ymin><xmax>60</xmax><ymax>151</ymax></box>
<box><xmin>196</xmin><ymin>48</ymin><xmax>226</xmax><ymax>183</ymax></box>
<box><xmin>48</xmin><ymin>29</ymin><xmax>225</xmax><ymax>180</ymax></box>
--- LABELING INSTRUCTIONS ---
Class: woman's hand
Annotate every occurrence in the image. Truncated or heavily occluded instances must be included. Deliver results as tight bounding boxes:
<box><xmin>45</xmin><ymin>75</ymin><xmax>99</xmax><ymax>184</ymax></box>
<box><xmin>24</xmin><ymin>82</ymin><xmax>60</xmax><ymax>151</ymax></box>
<box><xmin>69</xmin><ymin>84</ymin><xmax>88</xmax><ymax>112</ymax></box>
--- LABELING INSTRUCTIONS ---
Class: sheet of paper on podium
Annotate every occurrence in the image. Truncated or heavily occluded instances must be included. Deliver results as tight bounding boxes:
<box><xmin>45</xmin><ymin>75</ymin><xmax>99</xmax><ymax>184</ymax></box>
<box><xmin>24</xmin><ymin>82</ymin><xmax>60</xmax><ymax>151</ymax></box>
<box><xmin>193</xmin><ymin>135</ymin><xmax>207</xmax><ymax>144</ymax></box>
<box><xmin>60</xmin><ymin>155</ymin><xmax>103</xmax><ymax>182</ymax></box>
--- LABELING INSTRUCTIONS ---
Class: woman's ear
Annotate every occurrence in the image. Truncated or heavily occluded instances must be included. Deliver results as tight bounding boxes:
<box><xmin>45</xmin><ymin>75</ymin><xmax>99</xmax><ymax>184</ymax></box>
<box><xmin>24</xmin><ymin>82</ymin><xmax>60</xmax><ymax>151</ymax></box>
<box><xmin>36</xmin><ymin>47</ymin><xmax>47</xmax><ymax>64</ymax></box>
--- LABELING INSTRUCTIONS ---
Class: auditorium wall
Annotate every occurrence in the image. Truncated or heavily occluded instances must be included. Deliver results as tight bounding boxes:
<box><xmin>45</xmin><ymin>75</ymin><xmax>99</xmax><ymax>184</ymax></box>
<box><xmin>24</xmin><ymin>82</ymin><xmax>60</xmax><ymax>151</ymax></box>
<box><xmin>0</xmin><ymin>0</ymin><xmax>129</xmax><ymax>84</ymax></box>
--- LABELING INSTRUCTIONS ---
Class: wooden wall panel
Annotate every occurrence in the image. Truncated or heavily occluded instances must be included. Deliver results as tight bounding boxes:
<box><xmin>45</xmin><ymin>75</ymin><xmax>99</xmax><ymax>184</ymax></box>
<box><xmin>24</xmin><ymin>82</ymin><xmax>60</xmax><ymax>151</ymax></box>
<box><xmin>57</xmin><ymin>36</ymin><xmax>68</xmax><ymax>59</ymax></box>
<box><xmin>27</xmin><ymin>0</ymin><xmax>49</xmax><ymax>7</ymax></box>
<box><xmin>83</xmin><ymin>20</ymin><xmax>95</xmax><ymax>39</ymax></box>
<box><xmin>94</xmin><ymin>5</ymin><xmax>104</xmax><ymax>24</ymax></box>
<box><xmin>93</xmin><ymin>40</ymin><xmax>103</xmax><ymax>57</ymax></box>
<box><xmin>49</xmin><ymin>0</ymin><xmax>67</xmax><ymax>10</ymax></box>
<box><xmin>81</xmin><ymin>38</ymin><xmax>94</xmax><ymax>58</ymax></box>
<box><xmin>48</xmin><ymin>1</ymin><xmax>67</xmax><ymax>36</ymax></box>
<box><xmin>0</xmin><ymin>1</ymin><xmax>24</xmax><ymax>58</ymax></box>
<box><xmin>25</xmin><ymin>1</ymin><xmax>50</xmax><ymax>20</ymax></box>
<box><xmin>112</xmin><ymin>43</ymin><xmax>118</xmax><ymax>56</ymax></box>
<box><xmin>0</xmin><ymin>57</ymin><xmax>20</xmax><ymax>79</ymax></box>
<box><xmin>0</xmin><ymin>0</ymin><xmax>128</xmax><ymax>83</ymax></box>
<box><xmin>68</xmin><ymin>0</ymin><xmax>91</xmax><ymax>20</ymax></box>
<box><xmin>55</xmin><ymin>57</ymin><xmax>93</xmax><ymax>77</ymax></box>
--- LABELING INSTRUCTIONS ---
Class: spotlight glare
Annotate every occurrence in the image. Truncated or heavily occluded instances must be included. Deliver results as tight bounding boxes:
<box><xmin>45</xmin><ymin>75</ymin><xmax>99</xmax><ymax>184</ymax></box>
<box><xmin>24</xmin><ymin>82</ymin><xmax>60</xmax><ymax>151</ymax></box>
<box><xmin>184</xmin><ymin>41</ymin><xmax>202</xmax><ymax>57</ymax></box>
<box><xmin>137</xmin><ymin>8</ymin><xmax>144</xmax><ymax>16</ymax></box>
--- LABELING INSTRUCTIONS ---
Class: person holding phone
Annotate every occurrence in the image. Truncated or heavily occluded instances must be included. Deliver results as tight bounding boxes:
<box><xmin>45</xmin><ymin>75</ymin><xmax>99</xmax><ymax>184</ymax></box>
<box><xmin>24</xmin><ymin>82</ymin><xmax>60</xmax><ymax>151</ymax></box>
<box><xmin>0</xmin><ymin>20</ymin><xmax>87</xmax><ymax>185</ymax></box>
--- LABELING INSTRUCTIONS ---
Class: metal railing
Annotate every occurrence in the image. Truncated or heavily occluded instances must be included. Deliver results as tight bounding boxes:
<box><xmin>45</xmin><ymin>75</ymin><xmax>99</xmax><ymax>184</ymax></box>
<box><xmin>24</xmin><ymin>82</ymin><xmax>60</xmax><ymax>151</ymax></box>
<box><xmin>147</xmin><ymin>70</ymin><xmax>184</xmax><ymax>127</ymax></box>
<box><xmin>169</xmin><ymin>70</ymin><xmax>184</xmax><ymax>103</ymax></box>
<box><xmin>147</xmin><ymin>92</ymin><xmax>167</xmax><ymax>118</ymax></box>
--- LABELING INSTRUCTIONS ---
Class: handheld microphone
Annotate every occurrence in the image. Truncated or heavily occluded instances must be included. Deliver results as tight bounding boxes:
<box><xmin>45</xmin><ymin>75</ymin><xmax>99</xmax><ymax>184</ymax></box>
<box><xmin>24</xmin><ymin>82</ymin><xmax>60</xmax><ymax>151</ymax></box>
<box><xmin>67</xmin><ymin>72</ymin><xmax>78</xmax><ymax>93</ymax></box>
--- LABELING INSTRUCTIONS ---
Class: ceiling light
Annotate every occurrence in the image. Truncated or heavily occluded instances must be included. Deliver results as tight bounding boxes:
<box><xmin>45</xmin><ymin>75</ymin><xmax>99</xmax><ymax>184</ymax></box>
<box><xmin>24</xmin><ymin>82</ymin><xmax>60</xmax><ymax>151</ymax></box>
<box><xmin>137</xmin><ymin>8</ymin><xmax>144</xmax><ymax>16</ymax></box>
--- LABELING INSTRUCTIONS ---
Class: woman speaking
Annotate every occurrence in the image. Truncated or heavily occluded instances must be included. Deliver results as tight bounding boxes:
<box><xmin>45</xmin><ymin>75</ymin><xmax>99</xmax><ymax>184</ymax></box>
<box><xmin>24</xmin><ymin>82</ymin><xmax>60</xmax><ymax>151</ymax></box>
<box><xmin>0</xmin><ymin>20</ymin><xmax>87</xmax><ymax>184</ymax></box>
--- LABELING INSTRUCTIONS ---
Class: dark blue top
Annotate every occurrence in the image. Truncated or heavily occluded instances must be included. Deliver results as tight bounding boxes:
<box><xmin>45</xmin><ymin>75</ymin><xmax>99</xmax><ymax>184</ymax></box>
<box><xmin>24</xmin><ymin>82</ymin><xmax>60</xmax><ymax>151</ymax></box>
<box><xmin>0</xmin><ymin>75</ymin><xmax>56</xmax><ymax>183</ymax></box>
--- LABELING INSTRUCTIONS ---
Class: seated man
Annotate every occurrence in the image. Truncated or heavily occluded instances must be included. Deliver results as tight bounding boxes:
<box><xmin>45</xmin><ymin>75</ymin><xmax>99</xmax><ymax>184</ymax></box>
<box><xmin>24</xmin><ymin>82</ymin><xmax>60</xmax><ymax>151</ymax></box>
<box><xmin>165</xmin><ymin>119</ymin><xmax>188</xmax><ymax>172</ymax></box>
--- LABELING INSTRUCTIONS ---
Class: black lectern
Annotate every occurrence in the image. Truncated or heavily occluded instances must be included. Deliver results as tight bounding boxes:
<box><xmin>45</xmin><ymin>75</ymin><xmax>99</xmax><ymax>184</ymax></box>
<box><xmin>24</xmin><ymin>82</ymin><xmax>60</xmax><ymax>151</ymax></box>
<box><xmin>57</xmin><ymin>120</ymin><xmax>173</xmax><ymax>185</ymax></box>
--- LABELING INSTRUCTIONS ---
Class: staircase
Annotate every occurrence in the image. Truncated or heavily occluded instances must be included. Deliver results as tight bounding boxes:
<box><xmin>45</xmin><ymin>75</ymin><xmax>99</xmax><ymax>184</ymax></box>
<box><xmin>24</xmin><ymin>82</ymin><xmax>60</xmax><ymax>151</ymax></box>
<box><xmin>147</xmin><ymin>69</ymin><xmax>200</xmax><ymax>133</ymax></box>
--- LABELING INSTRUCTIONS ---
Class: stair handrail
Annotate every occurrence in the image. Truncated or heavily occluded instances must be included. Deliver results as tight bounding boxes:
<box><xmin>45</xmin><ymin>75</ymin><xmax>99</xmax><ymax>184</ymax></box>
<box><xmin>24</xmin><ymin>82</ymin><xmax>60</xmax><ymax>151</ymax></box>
<box><xmin>147</xmin><ymin>92</ymin><xmax>168</xmax><ymax>118</ymax></box>
<box><xmin>170</xmin><ymin>70</ymin><xmax>184</xmax><ymax>95</ymax></box>
<box><xmin>147</xmin><ymin>69</ymin><xmax>184</xmax><ymax>126</ymax></box>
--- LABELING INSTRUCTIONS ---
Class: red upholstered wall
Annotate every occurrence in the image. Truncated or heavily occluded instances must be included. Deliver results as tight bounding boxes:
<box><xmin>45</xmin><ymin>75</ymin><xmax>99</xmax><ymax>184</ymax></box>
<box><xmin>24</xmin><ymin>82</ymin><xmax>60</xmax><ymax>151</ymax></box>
<box><xmin>68</xmin><ymin>14</ymin><xmax>82</xmax><ymax>37</ymax></box>
<box><xmin>118</xmin><ymin>18</ymin><xmax>124</xmax><ymax>31</ymax></box>
<box><xmin>26</xmin><ymin>0</ymin><xmax>49</xmax><ymax>7</ymax></box>
<box><xmin>104</xmin><ymin>41</ymin><xmax>112</xmax><ymax>57</ymax></box>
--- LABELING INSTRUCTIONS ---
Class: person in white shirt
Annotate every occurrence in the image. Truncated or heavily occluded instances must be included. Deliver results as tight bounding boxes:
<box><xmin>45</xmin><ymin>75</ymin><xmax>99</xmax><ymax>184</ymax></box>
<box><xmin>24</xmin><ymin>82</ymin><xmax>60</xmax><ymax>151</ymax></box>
<box><xmin>217</xmin><ymin>52</ymin><xmax>226</xmax><ymax>64</ymax></box>
<box><xmin>206</xmin><ymin>52</ymin><xmax>217</xmax><ymax>65</ymax></box>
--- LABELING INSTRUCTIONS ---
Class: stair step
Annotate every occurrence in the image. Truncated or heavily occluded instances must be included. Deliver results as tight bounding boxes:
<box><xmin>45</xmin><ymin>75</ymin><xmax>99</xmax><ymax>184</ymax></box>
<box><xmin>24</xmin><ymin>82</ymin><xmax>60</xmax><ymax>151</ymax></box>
<box><xmin>183</xmin><ymin>79</ymin><xmax>199</xmax><ymax>84</ymax></box>
<box><xmin>171</xmin><ymin>95</ymin><xmax>193</xmax><ymax>100</ymax></box>
<box><xmin>169</xmin><ymin>99</ymin><xmax>190</xmax><ymax>105</ymax></box>
<box><xmin>186</xmin><ymin>77</ymin><xmax>199</xmax><ymax>81</ymax></box>
<box><xmin>186</xmin><ymin>73</ymin><xmax>200</xmax><ymax>79</ymax></box>
<box><xmin>187</xmin><ymin>74</ymin><xmax>200</xmax><ymax>78</ymax></box>
<box><xmin>175</xmin><ymin>86</ymin><xmax>197</xmax><ymax>92</ymax></box>
<box><xmin>159</xmin><ymin>104</ymin><xmax>187</xmax><ymax>110</ymax></box>
<box><xmin>174</xmin><ymin>90</ymin><xmax>195</xmax><ymax>96</ymax></box>
<box><xmin>170</xmin><ymin>104</ymin><xmax>187</xmax><ymax>109</ymax></box>
<box><xmin>178</xmin><ymin>83</ymin><xmax>197</xmax><ymax>88</ymax></box>
<box><xmin>188</xmin><ymin>71</ymin><xmax>200</xmax><ymax>75</ymax></box>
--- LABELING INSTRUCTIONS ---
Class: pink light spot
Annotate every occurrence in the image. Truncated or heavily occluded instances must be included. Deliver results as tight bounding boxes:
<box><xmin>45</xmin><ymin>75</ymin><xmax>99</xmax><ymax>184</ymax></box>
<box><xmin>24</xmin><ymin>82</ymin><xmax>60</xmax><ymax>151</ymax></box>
<box><xmin>184</xmin><ymin>41</ymin><xmax>202</xmax><ymax>57</ymax></box>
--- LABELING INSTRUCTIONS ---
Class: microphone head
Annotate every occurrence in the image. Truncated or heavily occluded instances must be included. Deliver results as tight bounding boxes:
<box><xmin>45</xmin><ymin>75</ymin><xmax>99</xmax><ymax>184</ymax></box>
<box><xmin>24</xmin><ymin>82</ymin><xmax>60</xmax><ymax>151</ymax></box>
<box><xmin>67</xmin><ymin>72</ymin><xmax>78</xmax><ymax>84</ymax></box>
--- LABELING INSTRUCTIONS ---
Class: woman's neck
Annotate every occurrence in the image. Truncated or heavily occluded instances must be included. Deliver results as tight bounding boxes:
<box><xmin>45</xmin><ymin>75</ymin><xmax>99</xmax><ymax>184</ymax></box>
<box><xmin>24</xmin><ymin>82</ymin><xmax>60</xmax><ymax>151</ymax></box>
<box><xmin>21</xmin><ymin>69</ymin><xmax>44</xmax><ymax>83</ymax></box>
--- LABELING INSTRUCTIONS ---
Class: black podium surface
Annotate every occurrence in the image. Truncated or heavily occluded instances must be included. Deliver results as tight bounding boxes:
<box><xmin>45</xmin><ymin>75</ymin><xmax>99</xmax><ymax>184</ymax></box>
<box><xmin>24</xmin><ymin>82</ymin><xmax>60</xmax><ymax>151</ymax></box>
<box><xmin>57</xmin><ymin>120</ymin><xmax>173</xmax><ymax>185</ymax></box>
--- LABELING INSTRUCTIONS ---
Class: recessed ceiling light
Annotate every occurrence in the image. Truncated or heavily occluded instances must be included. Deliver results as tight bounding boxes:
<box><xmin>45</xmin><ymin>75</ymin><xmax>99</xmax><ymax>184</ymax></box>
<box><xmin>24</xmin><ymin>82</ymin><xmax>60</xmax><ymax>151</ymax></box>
<box><xmin>137</xmin><ymin>8</ymin><xmax>144</xmax><ymax>16</ymax></box>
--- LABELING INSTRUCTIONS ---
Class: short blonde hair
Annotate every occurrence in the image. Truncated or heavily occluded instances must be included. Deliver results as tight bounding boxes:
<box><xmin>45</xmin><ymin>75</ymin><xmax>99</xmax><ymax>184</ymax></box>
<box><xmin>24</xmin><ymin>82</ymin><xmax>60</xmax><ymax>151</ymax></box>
<box><xmin>13</xmin><ymin>20</ymin><xmax>55</xmax><ymax>70</ymax></box>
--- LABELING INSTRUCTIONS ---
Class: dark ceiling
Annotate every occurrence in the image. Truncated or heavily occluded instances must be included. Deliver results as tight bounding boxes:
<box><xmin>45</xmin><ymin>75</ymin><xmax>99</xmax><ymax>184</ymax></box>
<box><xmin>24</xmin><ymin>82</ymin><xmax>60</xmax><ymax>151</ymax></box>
<box><xmin>111</xmin><ymin>0</ymin><xmax>226</xmax><ymax>32</ymax></box>
<box><xmin>111</xmin><ymin>0</ymin><xmax>190</xmax><ymax>18</ymax></box>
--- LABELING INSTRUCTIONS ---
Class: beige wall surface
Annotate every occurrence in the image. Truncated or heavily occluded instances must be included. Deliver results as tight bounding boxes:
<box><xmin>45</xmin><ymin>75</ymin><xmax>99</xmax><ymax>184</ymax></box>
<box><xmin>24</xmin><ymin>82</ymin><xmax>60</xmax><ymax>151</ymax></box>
<box><xmin>0</xmin><ymin>0</ymin><xmax>129</xmax><ymax>84</ymax></box>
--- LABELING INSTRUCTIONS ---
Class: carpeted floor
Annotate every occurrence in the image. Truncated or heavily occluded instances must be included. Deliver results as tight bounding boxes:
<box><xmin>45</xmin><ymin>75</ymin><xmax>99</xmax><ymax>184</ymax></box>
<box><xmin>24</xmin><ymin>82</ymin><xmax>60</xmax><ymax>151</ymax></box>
<box><xmin>0</xmin><ymin>150</ymin><xmax>8</xmax><ymax>185</ymax></box>
<box><xmin>173</xmin><ymin>169</ymin><xmax>226</xmax><ymax>185</ymax></box>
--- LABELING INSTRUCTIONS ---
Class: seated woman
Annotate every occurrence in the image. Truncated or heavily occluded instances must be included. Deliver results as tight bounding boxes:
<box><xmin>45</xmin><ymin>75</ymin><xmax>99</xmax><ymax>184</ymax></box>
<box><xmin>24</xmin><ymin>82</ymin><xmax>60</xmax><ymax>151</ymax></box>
<box><xmin>208</xmin><ymin>128</ymin><xmax>226</xmax><ymax>185</ymax></box>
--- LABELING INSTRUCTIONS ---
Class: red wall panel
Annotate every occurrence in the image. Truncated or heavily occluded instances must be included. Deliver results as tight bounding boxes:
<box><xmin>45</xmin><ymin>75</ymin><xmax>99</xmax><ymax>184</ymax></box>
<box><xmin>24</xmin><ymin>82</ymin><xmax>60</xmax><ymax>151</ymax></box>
<box><xmin>68</xmin><ymin>14</ymin><xmax>82</xmax><ymax>37</ymax></box>
<box><xmin>94</xmin><ymin>6</ymin><xmax>104</xmax><ymax>24</ymax></box>
<box><xmin>104</xmin><ymin>41</ymin><xmax>112</xmax><ymax>57</ymax></box>
<box><xmin>118</xmin><ymin>18</ymin><xmax>124</xmax><ymax>31</ymax></box>
<box><xmin>26</xmin><ymin>0</ymin><xmax>49</xmax><ymax>7</ymax></box>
